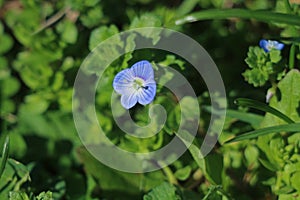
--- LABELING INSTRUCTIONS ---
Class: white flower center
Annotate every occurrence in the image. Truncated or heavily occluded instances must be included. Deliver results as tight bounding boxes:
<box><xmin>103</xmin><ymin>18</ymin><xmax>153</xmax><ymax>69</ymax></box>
<box><xmin>133</xmin><ymin>77</ymin><xmax>146</xmax><ymax>91</ymax></box>
<box><xmin>266</xmin><ymin>40</ymin><xmax>276</xmax><ymax>51</ymax></box>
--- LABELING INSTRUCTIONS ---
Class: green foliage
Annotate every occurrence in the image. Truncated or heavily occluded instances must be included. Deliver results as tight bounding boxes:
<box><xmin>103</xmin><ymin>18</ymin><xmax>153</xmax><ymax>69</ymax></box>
<box><xmin>77</xmin><ymin>147</ymin><xmax>166</xmax><ymax>199</ymax></box>
<box><xmin>0</xmin><ymin>159</ymin><xmax>30</xmax><ymax>199</ymax></box>
<box><xmin>9</xmin><ymin>191</ymin><xmax>53</xmax><ymax>200</ymax></box>
<box><xmin>143</xmin><ymin>182</ymin><xmax>180</xmax><ymax>200</ymax></box>
<box><xmin>1</xmin><ymin>0</ymin><xmax>300</xmax><ymax>199</ymax></box>
<box><xmin>243</xmin><ymin>47</ymin><xmax>284</xmax><ymax>87</ymax></box>
<box><xmin>256</xmin><ymin>70</ymin><xmax>300</xmax><ymax>198</ymax></box>
<box><xmin>0</xmin><ymin>133</ymin><xmax>9</xmax><ymax>179</ymax></box>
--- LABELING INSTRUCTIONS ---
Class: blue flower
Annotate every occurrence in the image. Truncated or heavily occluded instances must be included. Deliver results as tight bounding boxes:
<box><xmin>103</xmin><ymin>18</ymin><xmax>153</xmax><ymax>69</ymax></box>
<box><xmin>259</xmin><ymin>39</ymin><xmax>284</xmax><ymax>53</ymax></box>
<box><xmin>113</xmin><ymin>60</ymin><xmax>156</xmax><ymax>109</ymax></box>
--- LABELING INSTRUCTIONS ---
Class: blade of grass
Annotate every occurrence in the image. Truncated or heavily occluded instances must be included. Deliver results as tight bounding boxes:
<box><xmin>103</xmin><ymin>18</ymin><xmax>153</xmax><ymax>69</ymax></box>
<box><xmin>175</xmin><ymin>9</ymin><xmax>300</xmax><ymax>27</ymax></box>
<box><xmin>0</xmin><ymin>133</ymin><xmax>9</xmax><ymax>179</ymax></box>
<box><xmin>225</xmin><ymin>123</ymin><xmax>300</xmax><ymax>143</ymax></box>
<box><xmin>202</xmin><ymin>106</ymin><xmax>264</xmax><ymax>128</ymax></box>
<box><xmin>234</xmin><ymin>98</ymin><xmax>294</xmax><ymax>124</ymax></box>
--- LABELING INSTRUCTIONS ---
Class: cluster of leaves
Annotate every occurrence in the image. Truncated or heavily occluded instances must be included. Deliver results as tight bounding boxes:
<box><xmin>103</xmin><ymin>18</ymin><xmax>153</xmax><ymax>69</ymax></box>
<box><xmin>257</xmin><ymin>70</ymin><xmax>300</xmax><ymax>199</ymax></box>
<box><xmin>243</xmin><ymin>47</ymin><xmax>285</xmax><ymax>87</ymax></box>
<box><xmin>1</xmin><ymin>0</ymin><xmax>300</xmax><ymax>199</ymax></box>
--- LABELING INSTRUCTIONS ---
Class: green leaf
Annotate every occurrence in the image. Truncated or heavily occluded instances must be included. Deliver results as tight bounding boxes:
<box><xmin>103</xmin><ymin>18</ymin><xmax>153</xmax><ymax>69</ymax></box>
<box><xmin>0</xmin><ymin>133</ymin><xmax>9</xmax><ymax>179</ymax></box>
<box><xmin>175</xmin><ymin>9</ymin><xmax>300</xmax><ymax>26</ymax></box>
<box><xmin>57</xmin><ymin>20</ymin><xmax>78</xmax><ymax>44</ymax></box>
<box><xmin>36</xmin><ymin>191</ymin><xmax>53</xmax><ymax>200</ymax></box>
<box><xmin>260</xmin><ymin>69</ymin><xmax>300</xmax><ymax>126</ymax></box>
<box><xmin>176</xmin><ymin>130</ymin><xmax>219</xmax><ymax>185</ymax></box>
<box><xmin>13</xmin><ymin>51</ymin><xmax>54</xmax><ymax>89</ymax></box>
<box><xmin>5</xmin><ymin>8</ymin><xmax>40</xmax><ymax>46</ymax></box>
<box><xmin>20</xmin><ymin>94</ymin><xmax>49</xmax><ymax>114</ymax></box>
<box><xmin>203</xmin><ymin>106</ymin><xmax>264</xmax><ymax>129</ymax></box>
<box><xmin>269</xmin><ymin>50</ymin><xmax>282</xmax><ymax>63</ymax></box>
<box><xmin>80</xmin><ymin>6</ymin><xmax>104</xmax><ymax>28</ymax></box>
<box><xmin>254</xmin><ymin>70</ymin><xmax>300</xmax><ymax>176</ymax></box>
<box><xmin>242</xmin><ymin>68</ymin><xmax>269</xmax><ymax>87</ymax></box>
<box><xmin>159</xmin><ymin>55</ymin><xmax>185</xmax><ymax>70</ymax></box>
<box><xmin>176</xmin><ymin>0</ymin><xmax>199</xmax><ymax>17</ymax></box>
<box><xmin>234</xmin><ymin>98</ymin><xmax>295</xmax><ymax>124</ymax></box>
<box><xmin>226</xmin><ymin>123</ymin><xmax>300</xmax><ymax>143</ymax></box>
<box><xmin>2</xmin><ymin>77</ymin><xmax>20</xmax><ymax>98</ymax></box>
<box><xmin>0</xmin><ymin>159</ymin><xmax>30</xmax><ymax>199</ymax></box>
<box><xmin>9</xmin><ymin>191</ymin><xmax>30</xmax><ymax>200</ymax></box>
<box><xmin>76</xmin><ymin>147</ymin><xmax>165</xmax><ymax>199</ymax></box>
<box><xmin>244</xmin><ymin>145</ymin><xmax>259</xmax><ymax>166</ymax></box>
<box><xmin>291</xmin><ymin>171</ymin><xmax>300</xmax><ymax>193</ymax></box>
<box><xmin>245</xmin><ymin>47</ymin><xmax>267</xmax><ymax>69</ymax></box>
<box><xmin>0</xmin><ymin>34</ymin><xmax>13</xmax><ymax>54</ymax></box>
<box><xmin>143</xmin><ymin>182</ymin><xmax>180</xmax><ymax>200</ymax></box>
<box><xmin>174</xmin><ymin>166</ymin><xmax>192</xmax><ymax>181</ymax></box>
<box><xmin>89</xmin><ymin>25</ymin><xmax>119</xmax><ymax>51</ymax></box>
<box><xmin>52</xmin><ymin>71</ymin><xmax>64</xmax><ymax>91</ymax></box>
<box><xmin>205</xmin><ymin>154</ymin><xmax>223</xmax><ymax>185</ymax></box>
<box><xmin>130</xmin><ymin>13</ymin><xmax>162</xmax><ymax>44</ymax></box>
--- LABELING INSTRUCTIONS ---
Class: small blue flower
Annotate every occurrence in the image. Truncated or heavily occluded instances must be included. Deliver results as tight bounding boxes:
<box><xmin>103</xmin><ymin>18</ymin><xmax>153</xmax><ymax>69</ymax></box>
<box><xmin>113</xmin><ymin>60</ymin><xmax>156</xmax><ymax>109</ymax></box>
<box><xmin>259</xmin><ymin>39</ymin><xmax>284</xmax><ymax>53</ymax></box>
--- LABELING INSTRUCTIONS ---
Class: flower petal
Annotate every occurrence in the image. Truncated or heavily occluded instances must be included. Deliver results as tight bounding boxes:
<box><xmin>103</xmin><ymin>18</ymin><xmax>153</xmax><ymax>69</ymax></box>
<box><xmin>113</xmin><ymin>69</ymin><xmax>134</xmax><ymax>94</ymax></box>
<box><xmin>131</xmin><ymin>60</ymin><xmax>154</xmax><ymax>81</ymax></box>
<box><xmin>276</xmin><ymin>43</ymin><xmax>284</xmax><ymax>50</ymax></box>
<box><xmin>259</xmin><ymin>39</ymin><xmax>269</xmax><ymax>52</ymax></box>
<box><xmin>137</xmin><ymin>82</ymin><xmax>156</xmax><ymax>105</ymax></box>
<box><xmin>121</xmin><ymin>92</ymin><xmax>138</xmax><ymax>109</ymax></box>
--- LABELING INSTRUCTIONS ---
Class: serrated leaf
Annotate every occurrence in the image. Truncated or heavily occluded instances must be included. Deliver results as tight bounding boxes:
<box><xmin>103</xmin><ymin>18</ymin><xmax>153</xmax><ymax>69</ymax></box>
<box><xmin>36</xmin><ymin>191</ymin><xmax>53</xmax><ymax>200</ymax></box>
<box><xmin>245</xmin><ymin>47</ymin><xmax>267</xmax><ymax>69</ymax></box>
<box><xmin>243</xmin><ymin>68</ymin><xmax>269</xmax><ymax>87</ymax></box>
<box><xmin>143</xmin><ymin>182</ymin><xmax>180</xmax><ymax>200</ymax></box>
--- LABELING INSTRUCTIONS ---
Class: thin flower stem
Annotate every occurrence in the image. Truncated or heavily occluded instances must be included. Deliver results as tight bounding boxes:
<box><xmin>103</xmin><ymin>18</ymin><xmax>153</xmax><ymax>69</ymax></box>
<box><xmin>162</xmin><ymin>166</ymin><xmax>178</xmax><ymax>185</ymax></box>
<box><xmin>289</xmin><ymin>44</ymin><xmax>296</xmax><ymax>69</ymax></box>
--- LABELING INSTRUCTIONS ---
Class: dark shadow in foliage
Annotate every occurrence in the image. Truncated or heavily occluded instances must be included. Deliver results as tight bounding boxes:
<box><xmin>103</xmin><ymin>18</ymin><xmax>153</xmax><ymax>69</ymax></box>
<box><xmin>296</xmin><ymin>101</ymin><xmax>300</xmax><ymax>118</ymax></box>
<box><xmin>275</xmin><ymin>88</ymin><xmax>282</xmax><ymax>102</ymax></box>
<box><xmin>21</xmin><ymin>136</ymin><xmax>87</xmax><ymax>199</ymax></box>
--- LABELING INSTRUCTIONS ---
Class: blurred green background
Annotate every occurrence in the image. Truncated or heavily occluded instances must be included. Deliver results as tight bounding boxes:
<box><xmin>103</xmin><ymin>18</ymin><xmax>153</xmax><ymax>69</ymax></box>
<box><xmin>1</xmin><ymin>0</ymin><xmax>300</xmax><ymax>199</ymax></box>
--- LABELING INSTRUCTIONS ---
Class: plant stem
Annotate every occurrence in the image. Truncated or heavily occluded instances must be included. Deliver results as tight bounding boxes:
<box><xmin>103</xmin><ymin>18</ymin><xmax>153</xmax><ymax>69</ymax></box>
<box><xmin>289</xmin><ymin>44</ymin><xmax>296</xmax><ymax>69</ymax></box>
<box><xmin>162</xmin><ymin>166</ymin><xmax>178</xmax><ymax>185</ymax></box>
